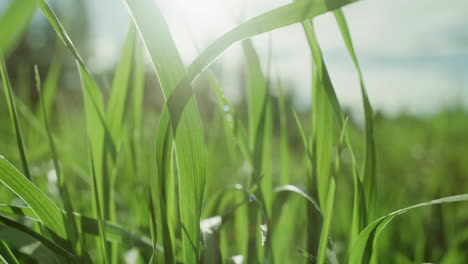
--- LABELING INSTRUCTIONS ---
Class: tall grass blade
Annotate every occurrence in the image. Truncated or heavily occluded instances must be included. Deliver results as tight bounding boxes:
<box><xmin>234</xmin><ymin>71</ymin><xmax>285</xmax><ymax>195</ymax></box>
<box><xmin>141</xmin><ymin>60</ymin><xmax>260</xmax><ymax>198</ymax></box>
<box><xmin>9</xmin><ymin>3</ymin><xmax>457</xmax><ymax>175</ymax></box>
<box><xmin>333</xmin><ymin>9</ymin><xmax>376</xmax><ymax>219</ymax></box>
<box><xmin>125</xmin><ymin>1</ymin><xmax>207</xmax><ymax>263</ymax></box>
<box><xmin>35</xmin><ymin>66</ymin><xmax>82</xmax><ymax>256</ymax></box>
<box><xmin>88</xmin><ymin>145</ymin><xmax>110</xmax><ymax>264</ymax></box>
<box><xmin>151</xmin><ymin>0</ymin><xmax>359</xmax><ymax>130</ymax></box>
<box><xmin>0</xmin><ymin>54</ymin><xmax>31</xmax><ymax>180</ymax></box>
<box><xmin>107</xmin><ymin>25</ymin><xmax>136</xmax><ymax>145</ymax></box>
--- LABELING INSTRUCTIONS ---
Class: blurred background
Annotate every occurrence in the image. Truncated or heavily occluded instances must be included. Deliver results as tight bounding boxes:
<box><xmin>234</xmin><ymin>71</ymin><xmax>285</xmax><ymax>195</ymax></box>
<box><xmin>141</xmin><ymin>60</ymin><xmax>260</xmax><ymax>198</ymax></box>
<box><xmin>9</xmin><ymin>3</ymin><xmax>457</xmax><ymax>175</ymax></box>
<box><xmin>2</xmin><ymin>0</ymin><xmax>468</xmax><ymax>116</ymax></box>
<box><xmin>1</xmin><ymin>0</ymin><xmax>468</xmax><ymax>262</ymax></box>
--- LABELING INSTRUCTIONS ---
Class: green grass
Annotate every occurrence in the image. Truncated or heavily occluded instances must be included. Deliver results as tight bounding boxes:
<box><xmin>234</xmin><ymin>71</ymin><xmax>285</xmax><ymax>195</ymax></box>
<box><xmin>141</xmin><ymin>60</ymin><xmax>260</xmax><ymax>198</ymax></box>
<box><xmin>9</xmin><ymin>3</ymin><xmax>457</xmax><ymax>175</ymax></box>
<box><xmin>1</xmin><ymin>0</ymin><xmax>468</xmax><ymax>263</ymax></box>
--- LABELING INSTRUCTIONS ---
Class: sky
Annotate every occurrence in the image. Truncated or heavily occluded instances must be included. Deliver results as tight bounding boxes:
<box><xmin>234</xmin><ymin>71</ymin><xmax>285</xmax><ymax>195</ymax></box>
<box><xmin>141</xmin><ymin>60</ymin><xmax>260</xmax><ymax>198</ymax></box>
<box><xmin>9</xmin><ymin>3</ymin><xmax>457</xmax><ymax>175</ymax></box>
<box><xmin>4</xmin><ymin>0</ymin><xmax>468</xmax><ymax>116</ymax></box>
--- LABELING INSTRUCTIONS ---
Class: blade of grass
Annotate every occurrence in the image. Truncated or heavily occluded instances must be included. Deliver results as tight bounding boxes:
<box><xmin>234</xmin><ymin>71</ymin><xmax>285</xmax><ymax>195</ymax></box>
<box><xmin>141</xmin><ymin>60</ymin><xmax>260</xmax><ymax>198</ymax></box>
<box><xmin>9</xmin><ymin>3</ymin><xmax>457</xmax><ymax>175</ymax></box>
<box><xmin>0</xmin><ymin>204</ymin><xmax>161</xmax><ymax>251</ymax></box>
<box><xmin>0</xmin><ymin>215</ymin><xmax>75</xmax><ymax>261</ymax></box>
<box><xmin>0</xmin><ymin>225</ymin><xmax>59</xmax><ymax>263</ymax></box>
<box><xmin>125</xmin><ymin>1</ymin><xmax>207</xmax><ymax>263</ymax></box>
<box><xmin>88</xmin><ymin>144</ymin><xmax>110</xmax><ymax>264</ymax></box>
<box><xmin>35</xmin><ymin>65</ymin><xmax>82</xmax><ymax>256</ymax></box>
<box><xmin>333</xmin><ymin>9</ymin><xmax>376</xmax><ymax>220</ymax></box>
<box><xmin>34</xmin><ymin>51</ymin><xmax>62</xmax><ymax>121</ymax></box>
<box><xmin>159</xmin><ymin>0</ymin><xmax>358</xmax><ymax>130</ymax></box>
<box><xmin>33</xmin><ymin>0</ymin><xmax>117</xmax><ymax>229</ymax></box>
<box><xmin>147</xmin><ymin>189</ymin><xmax>158</xmax><ymax>264</ymax></box>
<box><xmin>348</xmin><ymin>194</ymin><xmax>468</xmax><ymax>264</ymax></box>
<box><xmin>107</xmin><ymin>25</ymin><xmax>136</xmax><ymax>145</ymax></box>
<box><xmin>0</xmin><ymin>156</ymin><xmax>67</xmax><ymax>238</ymax></box>
<box><xmin>0</xmin><ymin>54</ymin><xmax>31</xmax><ymax>180</ymax></box>
<box><xmin>0</xmin><ymin>239</ymin><xmax>19</xmax><ymax>264</ymax></box>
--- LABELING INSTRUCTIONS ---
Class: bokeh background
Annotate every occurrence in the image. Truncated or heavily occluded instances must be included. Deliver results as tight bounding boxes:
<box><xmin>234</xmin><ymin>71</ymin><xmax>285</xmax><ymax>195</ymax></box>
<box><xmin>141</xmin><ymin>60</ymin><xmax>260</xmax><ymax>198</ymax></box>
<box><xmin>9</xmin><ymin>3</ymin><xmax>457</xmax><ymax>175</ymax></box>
<box><xmin>1</xmin><ymin>0</ymin><xmax>468</xmax><ymax>262</ymax></box>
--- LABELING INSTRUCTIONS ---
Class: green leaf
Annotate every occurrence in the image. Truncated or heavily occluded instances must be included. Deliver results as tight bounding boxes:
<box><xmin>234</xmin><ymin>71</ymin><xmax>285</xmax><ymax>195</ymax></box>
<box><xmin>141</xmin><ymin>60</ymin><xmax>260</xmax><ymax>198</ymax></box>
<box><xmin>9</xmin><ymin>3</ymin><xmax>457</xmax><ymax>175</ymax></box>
<box><xmin>35</xmin><ymin>65</ymin><xmax>81</xmax><ymax>255</ymax></box>
<box><xmin>274</xmin><ymin>185</ymin><xmax>321</xmax><ymax>214</ymax></box>
<box><xmin>0</xmin><ymin>157</ymin><xmax>67</xmax><ymax>238</ymax></box>
<box><xmin>348</xmin><ymin>194</ymin><xmax>468</xmax><ymax>264</ymax></box>
<box><xmin>0</xmin><ymin>239</ymin><xmax>19</xmax><ymax>264</ymax></box>
<box><xmin>0</xmin><ymin>204</ymin><xmax>161</xmax><ymax>252</ymax></box>
<box><xmin>106</xmin><ymin>25</ymin><xmax>136</xmax><ymax>145</ymax></box>
<box><xmin>125</xmin><ymin>1</ymin><xmax>207</xmax><ymax>264</ymax></box>
<box><xmin>0</xmin><ymin>54</ymin><xmax>31</xmax><ymax>180</ymax></box>
<box><xmin>0</xmin><ymin>215</ymin><xmax>75</xmax><ymax>261</ymax></box>
<box><xmin>88</xmin><ymin>144</ymin><xmax>110</xmax><ymax>264</ymax></box>
<box><xmin>333</xmin><ymin>9</ymin><xmax>376</xmax><ymax>219</ymax></box>
<box><xmin>0</xmin><ymin>225</ymin><xmax>58</xmax><ymax>263</ymax></box>
<box><xmin>35</xmin><ymin>52</ymin><xmax>63</xmax><ymax>121</ymax></box>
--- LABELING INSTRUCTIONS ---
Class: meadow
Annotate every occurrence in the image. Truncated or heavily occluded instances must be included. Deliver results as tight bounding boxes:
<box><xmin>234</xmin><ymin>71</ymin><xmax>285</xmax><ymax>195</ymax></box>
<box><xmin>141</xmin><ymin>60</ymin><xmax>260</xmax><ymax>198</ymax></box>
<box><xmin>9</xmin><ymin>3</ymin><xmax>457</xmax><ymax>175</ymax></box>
<box><xmin>1</xmin><ymin>0</ymin><xmax>468</xmax><ymax>263</ymax></box>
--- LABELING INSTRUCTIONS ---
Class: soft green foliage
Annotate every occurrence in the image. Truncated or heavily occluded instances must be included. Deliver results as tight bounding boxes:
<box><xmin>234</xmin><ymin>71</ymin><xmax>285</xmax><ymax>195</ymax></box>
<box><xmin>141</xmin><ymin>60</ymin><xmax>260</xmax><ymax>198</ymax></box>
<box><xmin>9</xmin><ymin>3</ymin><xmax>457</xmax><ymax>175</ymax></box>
<box><xmin>0</xmin><ymin>0</ymin><xmax>467</xmax><ymax>263</ymax></box>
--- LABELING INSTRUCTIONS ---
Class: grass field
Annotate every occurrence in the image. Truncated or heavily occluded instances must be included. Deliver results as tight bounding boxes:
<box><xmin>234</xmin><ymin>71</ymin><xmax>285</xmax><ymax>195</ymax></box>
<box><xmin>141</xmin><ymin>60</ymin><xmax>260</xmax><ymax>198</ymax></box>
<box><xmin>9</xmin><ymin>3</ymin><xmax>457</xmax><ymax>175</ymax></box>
<box><xmin>1</xmin><ymin>0</ymin><xmax>468</xmax><ymax>263</ymax></box>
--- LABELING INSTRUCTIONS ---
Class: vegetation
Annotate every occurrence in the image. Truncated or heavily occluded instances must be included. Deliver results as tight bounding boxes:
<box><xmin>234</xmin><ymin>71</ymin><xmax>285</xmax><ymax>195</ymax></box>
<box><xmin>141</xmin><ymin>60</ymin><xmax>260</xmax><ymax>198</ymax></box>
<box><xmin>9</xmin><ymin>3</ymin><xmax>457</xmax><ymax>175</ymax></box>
<box><xmin>0</xmin><ymin>0</ymin><xmax>468</xmax><ymax>263</ymax></box>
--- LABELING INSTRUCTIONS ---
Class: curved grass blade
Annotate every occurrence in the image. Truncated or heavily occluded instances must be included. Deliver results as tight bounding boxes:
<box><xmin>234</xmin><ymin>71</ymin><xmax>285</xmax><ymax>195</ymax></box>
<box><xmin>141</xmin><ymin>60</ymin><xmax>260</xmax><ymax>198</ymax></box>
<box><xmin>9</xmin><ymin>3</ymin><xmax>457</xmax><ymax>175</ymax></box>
<box><xmin>0</xmin><ymin>225</ymin><xmax>59</xmax><ymax>263</ymax></box>
<box><xmin>0</xmin><ymin>156</ymin><xmax>66</xmax><ymax>239</ymax></box>
<box><xmin>158</xmin><ymin>0</ymin><xmax>357</xmax><ymax>130</ymax></box>
<box><xmin>0</xmin><ymin>0</ymin><xmax>35</xmax><ymax>55</ymax></box>
<box><xmin>0</xmin><ymin>54</ymin><xmax>31</xmax><ymax>180</ymax></box>
<box><xmin>348</xmin><ymin>194</ymin><xmax>468</xmax><ymax>264</ymax></box>
<box><xmin>274</xmin><ymin>185</ymin><xmax>321</xmax><ymax>213</ymax></box>
<box><xmin>125</xmin><ymin>1</ymin><xmax>207</xmax><ymax>263</ymax></box>
<box><xmin>0</xmin><ymin>215</ymin><xmax>75</xmax><ymax>261</ymax></box>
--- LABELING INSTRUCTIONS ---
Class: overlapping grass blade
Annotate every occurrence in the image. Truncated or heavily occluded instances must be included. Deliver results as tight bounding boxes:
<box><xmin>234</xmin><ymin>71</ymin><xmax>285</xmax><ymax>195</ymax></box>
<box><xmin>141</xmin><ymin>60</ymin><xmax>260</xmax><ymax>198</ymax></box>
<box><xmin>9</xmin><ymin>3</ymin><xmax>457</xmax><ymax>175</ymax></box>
<box><xmin>35</xmin><ymin>66</ymin><xmax>82</xmax><ymax>256</ymax></box>
<box><xmin>0</xmin><ymin>225</ymin><xmax>58</xmax><ymax>263</ymax></box>
<box><xmin>0</xmin><ymin>156</ymin><xmax>67</xmax><ymax>238</ymax></box>
<box><xmin>0</xmin><ymin>0</ymin><xmax>35</xmax><ymax>55</ymax></box>
<box><xmin>0</xmin><ymin>239</ymin><xmax>19</xmax><ymax>264</ymax></box>
<box><xmin>125</xmin><ymin>1</ymin><xmax>207</xmax><ymax>263</ymax></box>
<box><xmin>0</xmin><ymin>215</ymin><xmax>75</xmax><ymax>261</ymax></box>
<box><xmin>348</xmin><ymin>194</ymin><xmax>468</xmax><ymax>264</ymax></box>
<box><xmin>0</xmin><ymin>54</ymin><xmax>31</xmax><ymax>180</ymax></box>
<box><xmin>146</xmin><ymin>0</ymin><xmax>359</xmax><ymax>130</ymax></box>
<box><xmin>33</xmin><ymin>0</ymin><xmax>117</xmax><ymax>226</ymax></box>
<box><xmin>88</xmin><ymin>144</ymin><xmax>110</xmax><ymax>264</ymax></box>
<box><xmin>0</xmin><ymin>204</ymin><xmax>159</xmax><ymax>251</ymax></box>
